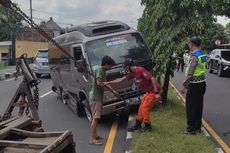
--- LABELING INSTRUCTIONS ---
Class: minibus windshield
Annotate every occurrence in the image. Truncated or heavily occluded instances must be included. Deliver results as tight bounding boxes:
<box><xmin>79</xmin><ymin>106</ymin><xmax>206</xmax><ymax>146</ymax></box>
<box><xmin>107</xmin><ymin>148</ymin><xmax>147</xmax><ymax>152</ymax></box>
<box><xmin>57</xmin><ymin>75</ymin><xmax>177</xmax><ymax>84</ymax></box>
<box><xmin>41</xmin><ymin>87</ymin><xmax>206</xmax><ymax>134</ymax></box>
<box><xmin>86</xmin><ymin>33</ymin><xmax>150</xmax><ymax>68</ymax></box>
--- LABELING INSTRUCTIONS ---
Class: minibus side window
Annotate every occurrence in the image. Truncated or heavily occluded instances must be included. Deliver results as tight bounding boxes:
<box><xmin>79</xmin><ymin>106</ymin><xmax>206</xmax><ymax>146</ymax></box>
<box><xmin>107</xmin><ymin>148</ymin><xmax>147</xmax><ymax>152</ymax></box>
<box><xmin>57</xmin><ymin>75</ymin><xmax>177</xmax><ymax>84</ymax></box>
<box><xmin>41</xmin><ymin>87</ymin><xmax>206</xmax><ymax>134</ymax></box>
<box><xmin>74</xmin><ymin>46</ymin><xmax>87</xmax><ymax>71</ymax></box>
<box><xmin>74</xmin><ymin>47</ymin><xmax>83</xmax><ymax>61</ymax></box>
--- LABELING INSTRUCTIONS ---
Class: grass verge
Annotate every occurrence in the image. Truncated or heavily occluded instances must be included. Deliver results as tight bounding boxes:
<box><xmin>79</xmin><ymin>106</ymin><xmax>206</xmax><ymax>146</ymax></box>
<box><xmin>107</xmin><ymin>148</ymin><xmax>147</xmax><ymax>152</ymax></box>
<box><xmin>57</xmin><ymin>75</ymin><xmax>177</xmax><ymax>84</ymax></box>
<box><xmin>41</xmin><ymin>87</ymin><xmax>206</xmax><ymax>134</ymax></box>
<box><xmin>132</xmin><ymin>85</ymin><xmax>217</xmax><ymax>153</ymax></box>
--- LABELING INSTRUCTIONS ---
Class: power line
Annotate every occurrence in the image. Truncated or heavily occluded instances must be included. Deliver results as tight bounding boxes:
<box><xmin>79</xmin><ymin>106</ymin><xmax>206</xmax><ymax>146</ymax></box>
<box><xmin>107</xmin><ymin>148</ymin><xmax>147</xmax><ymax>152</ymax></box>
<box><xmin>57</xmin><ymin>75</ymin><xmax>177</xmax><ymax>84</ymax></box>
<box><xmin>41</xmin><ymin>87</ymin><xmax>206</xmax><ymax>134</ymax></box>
<box><xmin>31</xmin><ymin>10</ymin><xmax>84</xmax><ymax>25</ymax></box>
<box><xmin>32</xmin><ymin>17</ymin><xmax>74</xmax><ymax>26</ymax></box>
<box><xmin>17</xmin><ymin>5</ymin><xmax>82</xmax><ymax>22</ymax></box>
<box><xmin>32</xmin><ymin>9</ymin><xmax>84</xmax><ymax>19</ymax></box>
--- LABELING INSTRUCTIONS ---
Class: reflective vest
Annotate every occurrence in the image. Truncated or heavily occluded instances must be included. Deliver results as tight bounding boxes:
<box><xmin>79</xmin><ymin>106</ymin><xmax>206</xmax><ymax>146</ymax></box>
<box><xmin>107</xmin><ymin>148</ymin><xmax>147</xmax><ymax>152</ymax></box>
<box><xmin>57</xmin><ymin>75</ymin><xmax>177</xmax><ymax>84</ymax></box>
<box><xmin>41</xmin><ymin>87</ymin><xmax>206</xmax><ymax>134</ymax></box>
<box><xmin>186</xmin><ymin>50</ymin><xmax>206</xmax><ymax>83</ymax></box>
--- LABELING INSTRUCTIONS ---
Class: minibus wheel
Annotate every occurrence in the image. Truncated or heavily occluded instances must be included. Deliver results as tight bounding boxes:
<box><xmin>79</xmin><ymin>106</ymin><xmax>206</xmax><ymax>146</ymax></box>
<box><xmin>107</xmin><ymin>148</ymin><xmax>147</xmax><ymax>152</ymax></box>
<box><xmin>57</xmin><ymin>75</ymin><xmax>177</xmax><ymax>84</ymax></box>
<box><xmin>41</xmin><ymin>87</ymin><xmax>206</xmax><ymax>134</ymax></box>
<box><xmin>61</xmin><ymin>90</ymin><xmax>69</xmax><ymax>105</ymax></box>
<box><xmin>71</xmin><ymin>94</ymin><xmax>84</xmax><ymax>117</ymax></box>
<box><xmin>82</xmin><ymin>100</ymin><xmax>92</xmax><ymax>122</ymax></box>
<box><xmin>35</xmin><ymin>73</ymin><xmax>41</xmax><ymax>78</ymax></box>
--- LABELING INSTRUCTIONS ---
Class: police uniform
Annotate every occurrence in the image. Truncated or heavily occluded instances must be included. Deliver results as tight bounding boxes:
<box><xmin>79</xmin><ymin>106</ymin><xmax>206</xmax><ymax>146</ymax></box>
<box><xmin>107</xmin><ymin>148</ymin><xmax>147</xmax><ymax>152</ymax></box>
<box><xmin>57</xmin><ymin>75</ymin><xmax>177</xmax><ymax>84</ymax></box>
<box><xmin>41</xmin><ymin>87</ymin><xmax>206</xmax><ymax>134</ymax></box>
<box><xmin>183</xmin><ymin>50</ymin><xmax>206</xmax><ymax>133</ymax></box>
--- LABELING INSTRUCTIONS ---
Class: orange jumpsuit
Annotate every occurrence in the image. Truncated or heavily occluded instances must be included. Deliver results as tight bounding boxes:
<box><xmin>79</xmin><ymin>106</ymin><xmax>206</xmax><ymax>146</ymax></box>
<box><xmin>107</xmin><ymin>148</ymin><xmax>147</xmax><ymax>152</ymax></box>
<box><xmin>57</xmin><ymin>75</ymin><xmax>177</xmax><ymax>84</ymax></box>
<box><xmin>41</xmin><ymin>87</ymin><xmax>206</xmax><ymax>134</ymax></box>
<box><xmin>126</xmin><ymin>66</ymin><xmax>162</xmax><ymax>124</ymax></box>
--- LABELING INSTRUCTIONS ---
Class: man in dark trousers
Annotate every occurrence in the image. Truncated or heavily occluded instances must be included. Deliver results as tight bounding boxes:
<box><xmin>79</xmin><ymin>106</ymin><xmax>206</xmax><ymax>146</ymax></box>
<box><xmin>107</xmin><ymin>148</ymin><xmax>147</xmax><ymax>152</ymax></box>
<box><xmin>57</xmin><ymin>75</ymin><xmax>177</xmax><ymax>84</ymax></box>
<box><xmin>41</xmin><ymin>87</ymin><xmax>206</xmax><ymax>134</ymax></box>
<box><xmin>181</xmin><ymin>36</ymin><xmax>206</xmax><ymax>135</ymax></box>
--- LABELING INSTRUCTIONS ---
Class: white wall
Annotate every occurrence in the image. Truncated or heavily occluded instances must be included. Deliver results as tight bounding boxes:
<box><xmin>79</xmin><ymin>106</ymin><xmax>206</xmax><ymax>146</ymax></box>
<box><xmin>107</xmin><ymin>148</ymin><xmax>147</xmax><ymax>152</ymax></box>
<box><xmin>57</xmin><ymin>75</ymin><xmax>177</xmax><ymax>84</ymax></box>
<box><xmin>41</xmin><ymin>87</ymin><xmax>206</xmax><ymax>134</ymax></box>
<box><xmin>53</xmin><ymin>30</ymin><xmax>61</xmax><ymax>37</ymax></box>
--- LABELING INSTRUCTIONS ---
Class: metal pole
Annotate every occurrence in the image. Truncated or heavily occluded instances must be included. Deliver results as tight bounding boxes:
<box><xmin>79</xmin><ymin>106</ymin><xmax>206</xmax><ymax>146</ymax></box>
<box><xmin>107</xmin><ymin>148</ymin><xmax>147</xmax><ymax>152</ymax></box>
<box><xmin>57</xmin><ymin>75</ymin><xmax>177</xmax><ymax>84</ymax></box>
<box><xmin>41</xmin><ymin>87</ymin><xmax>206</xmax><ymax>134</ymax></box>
<box><xmin>30</xmin><ymin>0</ymin><xmax>32</xmax><ymax>23</ymax></box>
<box><xmin>10</xmin><ymin>26</ymin><xmax>16</xmax><ymax>66</ymax></box>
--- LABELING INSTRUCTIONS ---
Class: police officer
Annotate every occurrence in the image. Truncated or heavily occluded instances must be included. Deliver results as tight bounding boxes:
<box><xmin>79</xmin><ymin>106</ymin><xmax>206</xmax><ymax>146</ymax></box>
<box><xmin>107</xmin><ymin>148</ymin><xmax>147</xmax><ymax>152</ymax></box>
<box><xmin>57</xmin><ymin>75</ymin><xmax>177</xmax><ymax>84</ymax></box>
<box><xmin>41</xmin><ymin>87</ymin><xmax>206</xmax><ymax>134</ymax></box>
<box><xmin>181</xmin><ymin>36</ymin><xmax>206</xmax><ymax>135</ymax></box>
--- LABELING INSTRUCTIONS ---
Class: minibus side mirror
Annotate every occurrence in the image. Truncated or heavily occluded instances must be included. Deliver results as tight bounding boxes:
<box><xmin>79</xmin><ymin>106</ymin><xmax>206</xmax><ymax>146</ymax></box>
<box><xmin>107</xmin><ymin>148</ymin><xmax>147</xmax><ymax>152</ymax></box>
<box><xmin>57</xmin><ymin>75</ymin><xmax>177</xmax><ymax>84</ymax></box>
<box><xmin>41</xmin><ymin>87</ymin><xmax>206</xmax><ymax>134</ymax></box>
<box><xmin>215</xmin><ymin>55</ymin><xmax>220</xmax><ymax>59</ymax></box>
<box><xmin>77</xmin><ymin>66</ymin><xmax>85</xmax><ymax>73</ymax></box>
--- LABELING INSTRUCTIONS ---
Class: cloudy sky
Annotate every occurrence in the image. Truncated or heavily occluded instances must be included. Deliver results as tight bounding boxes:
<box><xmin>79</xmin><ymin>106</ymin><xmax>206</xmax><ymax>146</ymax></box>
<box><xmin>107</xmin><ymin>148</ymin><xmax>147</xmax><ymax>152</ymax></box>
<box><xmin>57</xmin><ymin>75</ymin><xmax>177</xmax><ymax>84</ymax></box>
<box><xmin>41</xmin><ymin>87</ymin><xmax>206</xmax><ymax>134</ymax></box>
<box><xmin>12</xmin><ymin>0</ymin><xmax>230</xmax><ymax>29</ymax></box>
<box><xmin>12</xmin><ymin>0</ymin><xmax>144</xmax><ymax>28</ymax></box>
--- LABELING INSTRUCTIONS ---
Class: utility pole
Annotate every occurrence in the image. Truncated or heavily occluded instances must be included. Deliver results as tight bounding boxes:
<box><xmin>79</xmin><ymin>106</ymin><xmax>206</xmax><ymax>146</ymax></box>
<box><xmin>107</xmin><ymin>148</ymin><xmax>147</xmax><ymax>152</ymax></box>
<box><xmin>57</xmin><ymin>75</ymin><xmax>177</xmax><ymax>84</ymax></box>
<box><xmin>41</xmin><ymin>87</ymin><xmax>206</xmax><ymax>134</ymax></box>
<box><xmin>9</xmin><ymin>26</ymin><xmax>16</xmax><ymax>65</ymax></box>
<box><xmin>30</xmin><ymin>0</ymin><xmax>32</xmax><ymax>24</ymax></box>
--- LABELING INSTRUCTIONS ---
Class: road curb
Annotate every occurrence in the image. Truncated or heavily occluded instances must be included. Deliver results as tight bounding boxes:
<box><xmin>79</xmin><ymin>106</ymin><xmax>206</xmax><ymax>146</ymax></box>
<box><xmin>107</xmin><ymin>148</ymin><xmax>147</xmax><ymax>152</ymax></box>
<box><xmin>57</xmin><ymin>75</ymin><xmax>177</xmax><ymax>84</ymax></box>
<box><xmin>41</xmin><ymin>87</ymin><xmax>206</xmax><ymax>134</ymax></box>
<box><xmin>0</xmin><ymin>72</ymin><xmax>15</xmax><ymax>81</ymax></box>
<box><xmin>125</xmin><ymin>115</ymin><xmax>134</xmax><ymax>153</ymax></box>
<box><xmin>124</xmin><ymin>83</ymin><xmax>226</xmax><ymax>153</ymax></box>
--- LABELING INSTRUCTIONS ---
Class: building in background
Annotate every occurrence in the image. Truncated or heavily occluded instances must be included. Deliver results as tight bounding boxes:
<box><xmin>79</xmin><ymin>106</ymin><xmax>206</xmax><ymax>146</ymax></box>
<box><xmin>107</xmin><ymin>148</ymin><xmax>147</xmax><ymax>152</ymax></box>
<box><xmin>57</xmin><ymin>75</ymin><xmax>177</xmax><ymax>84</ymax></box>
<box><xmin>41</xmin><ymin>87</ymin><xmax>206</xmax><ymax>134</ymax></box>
<box><xmin>0</xmin><ymin>41</ymin><xmax>11</xmax><ymax>63</ymax></box>
<box><xmin>15</xmin><ymin>41</ymin><xmax>48</xmax><ymax>59</ymax></box>
<box><xmin>16</xmin><ymin>17</ymin><xmax>62</xmax><ymax>42</ymax></box>
<box><xmin>43</xmin><ymin>17</ymin><xmax>63</xmax><ymax>37</ymax></box>
<box><xmin>0</xmin><ymin>40</ymin><xmax>48</xmax><ymax>65</ymax></box>
<box><xmin>3</xmin><ymin>17</ymin><xmax>62</xmax><ymax>65</ymax></box>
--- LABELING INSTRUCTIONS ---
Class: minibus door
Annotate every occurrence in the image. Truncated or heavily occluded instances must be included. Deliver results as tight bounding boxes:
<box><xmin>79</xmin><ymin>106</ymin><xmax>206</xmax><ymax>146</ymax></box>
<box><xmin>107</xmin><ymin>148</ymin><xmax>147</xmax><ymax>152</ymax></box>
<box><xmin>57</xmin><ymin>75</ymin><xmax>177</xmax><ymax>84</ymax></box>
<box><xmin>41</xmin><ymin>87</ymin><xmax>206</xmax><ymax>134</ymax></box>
<box><xmin>71</xmin><ymin>45</ymin><xmax>91</xmax><ymax>89</ymax></box>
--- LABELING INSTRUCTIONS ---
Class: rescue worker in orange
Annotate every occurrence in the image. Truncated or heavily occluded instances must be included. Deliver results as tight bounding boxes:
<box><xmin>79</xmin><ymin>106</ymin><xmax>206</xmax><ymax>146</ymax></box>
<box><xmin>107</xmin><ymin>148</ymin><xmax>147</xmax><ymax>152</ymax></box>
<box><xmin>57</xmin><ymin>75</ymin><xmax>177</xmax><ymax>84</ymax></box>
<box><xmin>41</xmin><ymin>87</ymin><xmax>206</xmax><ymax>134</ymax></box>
<box><xmin>105</xmin><ymin>59</ymin><xmax>161</xmax><ymax>132</ymax></box>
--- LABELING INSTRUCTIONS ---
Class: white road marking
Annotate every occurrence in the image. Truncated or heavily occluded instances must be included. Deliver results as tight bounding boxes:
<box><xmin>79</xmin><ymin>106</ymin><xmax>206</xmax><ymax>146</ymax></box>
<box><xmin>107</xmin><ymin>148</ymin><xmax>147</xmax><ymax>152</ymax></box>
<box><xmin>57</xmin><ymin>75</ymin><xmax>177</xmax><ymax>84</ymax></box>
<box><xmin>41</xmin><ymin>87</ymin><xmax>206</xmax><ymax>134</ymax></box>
<box><xmin>201</xmin><ymin>127</ymin><xmax>211</xmax><ymax>137</ymax></box>
<box><xmin>5</xmin><ymin>76</ymin><xmax>22</xmax><ymax>82</ymax></box>
<box><xmin>126</xmin><ymin>132</ymin><xmax>132</xmax><ymax>139</ymax></box>
<box><xmin>128</xmin><ymin>116</ymin><xmax>134</xmax><ymax>122</ymax></box>
<box><xmin>216</xmin><ymin>148</ymin><xmax>224</xmax><ymax>153</ymax></box>
<box><xmin>40</xmin><ymin>91</ymin><xmax>53</xmax><ymax>98</ymax></box>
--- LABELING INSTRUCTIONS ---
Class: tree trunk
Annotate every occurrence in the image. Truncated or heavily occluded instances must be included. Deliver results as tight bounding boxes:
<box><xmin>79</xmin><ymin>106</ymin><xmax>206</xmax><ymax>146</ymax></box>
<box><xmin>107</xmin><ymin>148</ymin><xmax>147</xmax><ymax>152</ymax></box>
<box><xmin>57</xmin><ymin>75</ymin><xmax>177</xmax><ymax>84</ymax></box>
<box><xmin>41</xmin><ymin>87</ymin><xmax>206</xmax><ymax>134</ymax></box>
<box><xmin>161</xmin><ymin>57</ymin><xmax>172</xmax><ymax>103</ymax></box>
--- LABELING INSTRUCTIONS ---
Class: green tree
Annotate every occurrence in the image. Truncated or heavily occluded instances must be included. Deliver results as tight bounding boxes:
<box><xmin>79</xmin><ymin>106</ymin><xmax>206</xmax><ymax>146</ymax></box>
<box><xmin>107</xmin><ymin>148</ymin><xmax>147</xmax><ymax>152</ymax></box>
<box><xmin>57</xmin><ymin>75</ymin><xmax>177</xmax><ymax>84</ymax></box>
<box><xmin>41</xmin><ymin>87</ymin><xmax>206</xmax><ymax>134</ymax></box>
<box><xmin>39</xmin><ymin>21</ymin><xmax>47</xmax><ymax>29</ymax></box>
<box><xmin>138</xmin><ymin>0</ymin><xmax>229</xmax><ymax>103</ymax></box>
<box><xmin>213</xmin><ymin>2</ymin><xmax>230</xmax><ymax>18</ymax></box>
<box><xmin>0</xmin><ymin>5</ymin><xmax>9</xmax><ymax>40</ymax></box>
<box><xmin>0</xmin><ymin>3</ymin><xmax>23</xmax><ymax>41</ymax></box>
<box><xmin>202</xmin><ymin>23</ymin><xmax>228</xmax><ymax>52</ymax></box>
<box><xmin>226</xmin><ymin>22</ymin><xmax>230</xmax><ymax>29</ymax></box>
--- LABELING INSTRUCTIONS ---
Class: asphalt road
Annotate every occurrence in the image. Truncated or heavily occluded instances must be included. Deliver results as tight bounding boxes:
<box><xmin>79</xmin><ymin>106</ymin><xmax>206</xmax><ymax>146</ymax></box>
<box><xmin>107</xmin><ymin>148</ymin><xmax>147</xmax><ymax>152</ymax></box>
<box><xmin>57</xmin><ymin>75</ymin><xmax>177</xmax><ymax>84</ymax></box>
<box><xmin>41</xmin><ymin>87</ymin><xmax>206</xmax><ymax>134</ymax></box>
<box><xmin>171</xmin><ymin>71</ymin><xmax>230</xmax><ymax>147</ymax></box>
<box><xmin>2</xmin><ymin>71</ymin><xmax>229</xmax><ymax>152</ymax></box>
<box><xmin>0</xmin><ymin>75</ymin><xmax>129</xmax><ymax>153</ymax></box>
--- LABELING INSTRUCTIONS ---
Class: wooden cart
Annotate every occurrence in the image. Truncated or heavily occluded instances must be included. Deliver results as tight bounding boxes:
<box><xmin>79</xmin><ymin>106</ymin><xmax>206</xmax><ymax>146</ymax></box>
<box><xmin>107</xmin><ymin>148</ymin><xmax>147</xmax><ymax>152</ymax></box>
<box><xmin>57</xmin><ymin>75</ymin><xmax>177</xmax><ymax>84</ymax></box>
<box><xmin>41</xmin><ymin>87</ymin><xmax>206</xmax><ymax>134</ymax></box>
<box><xmin>0</xmin><ymin>116</ymin><xmax>76</xmax><ymax>153</ymax></box>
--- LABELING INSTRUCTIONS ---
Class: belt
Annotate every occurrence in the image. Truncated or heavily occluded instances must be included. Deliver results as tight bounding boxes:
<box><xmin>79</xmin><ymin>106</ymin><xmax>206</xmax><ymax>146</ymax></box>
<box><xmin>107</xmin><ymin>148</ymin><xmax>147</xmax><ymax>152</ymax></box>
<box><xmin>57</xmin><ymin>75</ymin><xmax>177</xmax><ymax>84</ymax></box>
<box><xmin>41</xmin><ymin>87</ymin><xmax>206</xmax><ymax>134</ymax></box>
<box><xmin>191</xmin><ymin>75</ymin><xmax>205</xmax><ymax>83</ymax></box>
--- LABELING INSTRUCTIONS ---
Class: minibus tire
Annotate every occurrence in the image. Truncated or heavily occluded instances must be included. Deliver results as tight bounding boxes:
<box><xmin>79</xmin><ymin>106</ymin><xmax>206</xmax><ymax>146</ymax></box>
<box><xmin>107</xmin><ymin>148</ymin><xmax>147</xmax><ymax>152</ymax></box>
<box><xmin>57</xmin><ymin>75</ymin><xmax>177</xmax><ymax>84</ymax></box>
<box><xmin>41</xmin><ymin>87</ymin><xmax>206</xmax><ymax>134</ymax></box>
<box><xmin>82</xmin><ymin>100</ymin><xmax>92</xmax><ymax>122</ymax></box>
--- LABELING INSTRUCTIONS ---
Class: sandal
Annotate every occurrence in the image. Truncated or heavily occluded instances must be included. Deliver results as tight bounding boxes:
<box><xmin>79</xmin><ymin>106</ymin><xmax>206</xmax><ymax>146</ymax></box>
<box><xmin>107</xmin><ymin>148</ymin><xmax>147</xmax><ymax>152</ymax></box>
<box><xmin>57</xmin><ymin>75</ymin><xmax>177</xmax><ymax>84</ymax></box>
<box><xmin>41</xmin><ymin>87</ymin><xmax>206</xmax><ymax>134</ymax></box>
<box><xmin>89</xmin><ymin>139</ymin><xmax>103</xmax><ymax>145</ymax></box>
<box><xmin>96</xmin><ymin>136</ymin><xmax>104</xmax><ymax>140</ymax></box>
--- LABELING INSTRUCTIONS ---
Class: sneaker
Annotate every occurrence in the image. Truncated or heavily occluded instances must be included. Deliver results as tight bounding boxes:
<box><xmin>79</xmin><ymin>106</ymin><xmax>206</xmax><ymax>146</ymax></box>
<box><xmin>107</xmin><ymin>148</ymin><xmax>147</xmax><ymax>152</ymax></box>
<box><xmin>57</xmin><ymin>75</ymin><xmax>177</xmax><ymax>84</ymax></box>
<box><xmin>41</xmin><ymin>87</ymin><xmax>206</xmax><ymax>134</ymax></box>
<box><xmin>184</xmin><ymin>128</ymin><xmax>196</xmax><ymax>135</ymax></box>
<box><xmin>195</xmin><ymin>129</ymin><xmax>202</xmax><ymax>134</ymax></box>
<box><xmin>127</xmin><ymin>125</ymin><xmax>140</xmax><ymax>132</ymax></box>
<box><xmin>141</xmin><ymin>126</ymin><xmax>152</xmax><ymax>132</ymax></box>
<box><xmin>141</xmin><ymin>123</ymin><xmax>152</xmax><ymax>132</ymax></box>
<box><xmin>89</xmin><ymin>139</ymin><xmax>103</xmax><ymax>145</ymax></box>
<box><xmin>96</xmin><ymin>136</ymin><xmax>104</xmax><ymax>140</ymax></box>
<box><xmin>127</xmin><ymin>119</ymin><xmax>142</xmax><ymax>132</ymax></box>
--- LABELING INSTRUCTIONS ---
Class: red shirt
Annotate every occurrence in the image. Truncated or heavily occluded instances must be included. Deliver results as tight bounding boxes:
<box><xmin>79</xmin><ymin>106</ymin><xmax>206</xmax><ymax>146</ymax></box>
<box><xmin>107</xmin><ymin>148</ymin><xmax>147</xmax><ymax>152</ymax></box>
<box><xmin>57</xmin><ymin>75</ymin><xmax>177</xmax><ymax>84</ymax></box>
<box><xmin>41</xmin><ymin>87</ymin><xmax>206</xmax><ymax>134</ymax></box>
<box><xmin>126</xmin><ymin>66</ymin><xmax>154</xmax><ymax>92</ymax></box>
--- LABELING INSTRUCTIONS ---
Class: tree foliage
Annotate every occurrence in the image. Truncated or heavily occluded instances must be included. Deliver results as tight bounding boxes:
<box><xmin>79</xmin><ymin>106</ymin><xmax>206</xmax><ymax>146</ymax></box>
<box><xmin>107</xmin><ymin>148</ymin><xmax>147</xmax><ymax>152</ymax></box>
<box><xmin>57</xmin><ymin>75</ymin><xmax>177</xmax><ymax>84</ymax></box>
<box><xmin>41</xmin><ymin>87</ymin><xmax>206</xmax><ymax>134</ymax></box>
<box><xmin>0</xmin><ymin>3</ymin><xmax>23</xmax><ymax>41</ymax></box>
<box><xmin>226</xmin><ymin>22</ymin><xmax>230</xmax><ymax>29</ymax></box>
<box><xmin>202</xmin><ymin>23</ymin><xmax>228</xmax><ymax>52</ymax></box>
<box><xmin>39</xmin><ymin>21</ymin><xmax>47</xmax><ymax>29</ymax></box>
<box><xmin>138</xmin><ymin>0</ymin><xmax>230</xmax><ymax>102</ymax></box>
<box><xmin>212</xmin><ymin>1</ymin><xmax>230</xmax><ymax>18</ymax></box>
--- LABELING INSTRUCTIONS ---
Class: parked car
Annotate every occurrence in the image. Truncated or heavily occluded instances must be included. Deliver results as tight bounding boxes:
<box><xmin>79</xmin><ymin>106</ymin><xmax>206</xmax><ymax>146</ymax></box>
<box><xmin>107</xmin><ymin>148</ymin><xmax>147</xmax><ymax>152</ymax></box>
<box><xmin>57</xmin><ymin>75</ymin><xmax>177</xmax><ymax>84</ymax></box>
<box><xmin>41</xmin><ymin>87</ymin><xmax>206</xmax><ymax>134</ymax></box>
<box><xmin>206</xmin><ymin>52</ymin><xmax>211</xmax><ymax>63</ymax></box>
<box><xmin>208</xmin><ymin>49</ymin><xmax>230</xmax><ymax>77</ymax></box>
<box><xmin>33</xmin><ymin>49</ymin><xmax>50</xmax><ymax>78</ymax></box>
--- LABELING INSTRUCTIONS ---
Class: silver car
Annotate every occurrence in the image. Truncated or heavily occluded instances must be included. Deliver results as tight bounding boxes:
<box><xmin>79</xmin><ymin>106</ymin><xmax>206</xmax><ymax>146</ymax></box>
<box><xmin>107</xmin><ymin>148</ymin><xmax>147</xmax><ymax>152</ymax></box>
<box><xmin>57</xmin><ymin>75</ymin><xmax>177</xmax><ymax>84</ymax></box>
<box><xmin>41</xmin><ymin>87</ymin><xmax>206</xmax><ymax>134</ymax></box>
<box><xmin>208</xmin><ymin>49</ymin><xmax>230</xmax><ymax>77</ymax></box>
<box><xmin>33</xmin><ymin>49</ymin><xmax>50</xmax><ymax>78</ymax></box>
